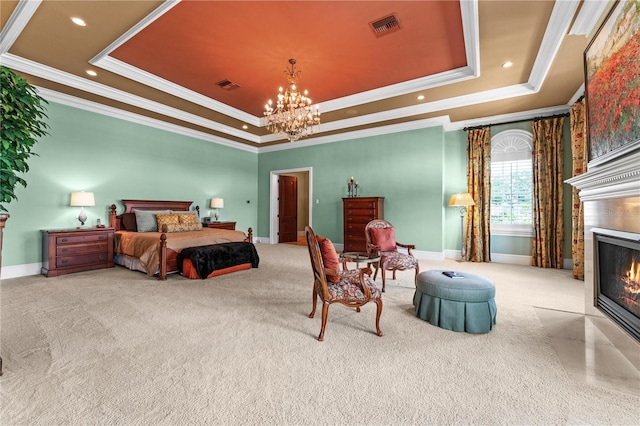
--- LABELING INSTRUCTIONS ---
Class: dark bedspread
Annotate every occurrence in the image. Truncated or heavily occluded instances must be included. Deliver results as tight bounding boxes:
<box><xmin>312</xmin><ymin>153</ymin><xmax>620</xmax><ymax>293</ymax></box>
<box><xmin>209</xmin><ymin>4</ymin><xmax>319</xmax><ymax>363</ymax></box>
<box><xmin>177</xmin><ymin>242</ymin><xmax>259</xmax><ymax>279</ymax></box>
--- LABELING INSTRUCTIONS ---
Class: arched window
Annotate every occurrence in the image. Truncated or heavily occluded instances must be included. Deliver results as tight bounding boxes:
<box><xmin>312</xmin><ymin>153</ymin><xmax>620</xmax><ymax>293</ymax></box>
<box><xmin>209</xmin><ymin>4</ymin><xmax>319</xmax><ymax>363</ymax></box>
<box><xmin>490</xmin><ymin>129</ymin><xmax>534</xmax><ymax>237</ymax></box>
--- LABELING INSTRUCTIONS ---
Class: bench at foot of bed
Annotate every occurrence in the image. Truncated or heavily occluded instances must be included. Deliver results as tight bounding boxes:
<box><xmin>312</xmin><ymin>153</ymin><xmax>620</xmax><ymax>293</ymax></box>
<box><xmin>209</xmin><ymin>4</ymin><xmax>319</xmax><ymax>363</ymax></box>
<box><xmin>176</xmin><ymin>241</ymin><xmax>259</xmax><ymax>279</ymax></box>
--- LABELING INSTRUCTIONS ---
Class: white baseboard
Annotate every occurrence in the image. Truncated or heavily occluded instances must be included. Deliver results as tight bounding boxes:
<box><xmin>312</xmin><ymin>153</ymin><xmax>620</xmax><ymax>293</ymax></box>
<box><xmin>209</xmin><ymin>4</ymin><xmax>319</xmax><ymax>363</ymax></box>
<box><xmin>1</xmin><ymin>248</ymin><xmax>574</xmax><ymax>279</ymax></box>
<box><xmin>1</xmin><ymin>262</ymin><xmax>42</xmax><ymax>280</ymax></box>
<box><xmin>444</xmin><ymin>250</ymin><xmax>573</xmax><ymax>269</ymax></box>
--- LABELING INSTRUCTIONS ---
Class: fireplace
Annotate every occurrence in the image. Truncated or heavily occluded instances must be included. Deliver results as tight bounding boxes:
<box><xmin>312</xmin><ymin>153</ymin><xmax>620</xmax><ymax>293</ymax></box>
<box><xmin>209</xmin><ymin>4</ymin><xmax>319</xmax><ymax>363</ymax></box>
<box><xmin>566</xmin><ymin>148</ymin><xmax>640</xmax><ymax>362</ymax></box>
<box><xmin>594</xmin><ymin>230</ymin><xmax>640</xmax><ymax>342</ymax></box>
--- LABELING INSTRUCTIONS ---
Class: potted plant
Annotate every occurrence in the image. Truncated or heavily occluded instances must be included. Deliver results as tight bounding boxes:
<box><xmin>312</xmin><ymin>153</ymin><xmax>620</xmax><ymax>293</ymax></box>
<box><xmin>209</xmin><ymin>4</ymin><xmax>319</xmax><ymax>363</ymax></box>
<box><xmin>0</xmin><ymin>66</ymin><xmax>49</xmax><ymax>374</ymax></box>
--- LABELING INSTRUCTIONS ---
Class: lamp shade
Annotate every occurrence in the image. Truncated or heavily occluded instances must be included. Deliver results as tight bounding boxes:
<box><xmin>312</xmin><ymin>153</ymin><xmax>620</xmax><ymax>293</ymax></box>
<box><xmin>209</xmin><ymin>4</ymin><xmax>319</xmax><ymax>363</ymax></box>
<box><xmin>448</xmin><ymin>192</ymin><xmax>475</xmax><ymax>207</ymax></box>
<box><xmin>70</xmin><ymin>191</ymin><xmax>95</xmax><ymax>207</ymax></box>
<box><xmin>211</xmin><ymin>198</ymin><xmax>224</xmax><ymax>209</ymax></box>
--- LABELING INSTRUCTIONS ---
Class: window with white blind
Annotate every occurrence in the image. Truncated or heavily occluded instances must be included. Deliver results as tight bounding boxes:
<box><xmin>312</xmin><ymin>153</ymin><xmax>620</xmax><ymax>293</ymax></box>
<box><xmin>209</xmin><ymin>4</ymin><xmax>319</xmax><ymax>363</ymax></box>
<box><xmin>490</xmin><ymin>129</ymin><xmax>534</xmax><ymax>237</ymax></box>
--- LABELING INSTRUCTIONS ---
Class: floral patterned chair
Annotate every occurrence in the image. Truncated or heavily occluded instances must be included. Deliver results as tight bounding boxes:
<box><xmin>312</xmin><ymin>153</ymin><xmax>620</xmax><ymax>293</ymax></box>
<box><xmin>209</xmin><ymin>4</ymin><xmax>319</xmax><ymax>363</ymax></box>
<box><xmin>365</xmin><ymin>219</ymin><xmax>419</xmax><ymax>292</ymax></box>
<box><xmin>305</xmin><ymin>226</ymin><xmax>383</xmax><ymax>341</ymax></box>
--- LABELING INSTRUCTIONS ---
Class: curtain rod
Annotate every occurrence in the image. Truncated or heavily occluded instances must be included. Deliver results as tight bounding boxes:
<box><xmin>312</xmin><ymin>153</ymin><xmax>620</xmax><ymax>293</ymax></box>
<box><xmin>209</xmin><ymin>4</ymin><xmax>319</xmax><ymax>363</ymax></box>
<box><xmin>463</xmin><ymin>112</ymin><xmax>570</xmax><ymax>131</ymax></box>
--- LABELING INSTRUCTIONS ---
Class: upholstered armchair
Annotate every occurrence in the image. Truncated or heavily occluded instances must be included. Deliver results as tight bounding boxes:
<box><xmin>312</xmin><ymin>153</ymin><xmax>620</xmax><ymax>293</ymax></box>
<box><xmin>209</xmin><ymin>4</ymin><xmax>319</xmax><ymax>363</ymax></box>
<box><xmin>305</xmin><ymin>226</ymin><xmax>383</xmax><ymax>341</ymax></box>
<box><xmin>365</xmin><ymin>219</ymin><xmax>419</xmax><ymax>292</ymax></box>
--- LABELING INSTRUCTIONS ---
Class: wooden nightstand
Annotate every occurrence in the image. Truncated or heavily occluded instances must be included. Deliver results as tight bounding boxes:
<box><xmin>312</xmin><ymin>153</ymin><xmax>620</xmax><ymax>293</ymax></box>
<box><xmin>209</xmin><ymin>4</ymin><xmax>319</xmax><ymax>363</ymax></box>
<box><xmin>41</xmin><ymin>227</ymin><xmax>115</xmax><ymax>277</ymax></box>
<box><xmin>204</xmin><ymin>221</ymin><xmax>236</xmax><ymax>230</ymax></box>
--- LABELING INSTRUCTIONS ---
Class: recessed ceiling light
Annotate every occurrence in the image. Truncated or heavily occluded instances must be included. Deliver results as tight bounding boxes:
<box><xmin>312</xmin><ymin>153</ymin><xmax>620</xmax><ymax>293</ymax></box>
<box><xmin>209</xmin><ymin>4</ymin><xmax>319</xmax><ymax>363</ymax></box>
<box><xmin>242</xmin><ymin>125</ymin><xmax>248</xmax><ymax>130</ymax></box>
<box><xmin>71</xmin><ymin>17</ymin><xmax>86</xmax><ymax>26</ymax></box>
<box><xmin>502</xmin><ymin>61</ymin><xmax>513</xmax><ymax>68</ymax></box>
<box><xmin>417</xmin><ymin>95</ymin><xmax>425</xmax><ymax>100</ymax></box>
<box><xmin>86</xmin><ymin>70</ymin><xmax>97</xmax><ymax>77</ymax></box>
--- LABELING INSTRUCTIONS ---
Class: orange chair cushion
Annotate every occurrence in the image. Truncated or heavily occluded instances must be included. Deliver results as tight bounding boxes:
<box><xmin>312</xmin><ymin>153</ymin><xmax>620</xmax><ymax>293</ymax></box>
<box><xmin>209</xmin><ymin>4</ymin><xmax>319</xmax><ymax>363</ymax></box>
<box><xmin>317</xmin><ymin>235</ymin><xmax>340</xmax><ymax>283</ymax></box>
<box><xmin>370</xmin><ymin>227</ymin><xmax>397</xmax><ymax>251</ymax></box>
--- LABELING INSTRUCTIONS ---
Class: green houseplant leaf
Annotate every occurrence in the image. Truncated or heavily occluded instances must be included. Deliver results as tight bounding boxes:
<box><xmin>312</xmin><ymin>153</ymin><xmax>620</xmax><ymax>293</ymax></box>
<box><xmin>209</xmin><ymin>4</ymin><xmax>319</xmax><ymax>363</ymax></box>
<box><xmin>0</xmin><ymin>66</ymin><xmax>49</xmax><ymax>212</ymax></box>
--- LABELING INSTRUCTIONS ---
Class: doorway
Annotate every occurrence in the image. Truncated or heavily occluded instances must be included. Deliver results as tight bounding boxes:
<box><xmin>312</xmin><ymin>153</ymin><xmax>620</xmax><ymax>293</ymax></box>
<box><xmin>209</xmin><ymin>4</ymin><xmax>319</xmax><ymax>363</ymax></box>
<box><xmin>269</xmin><ymin>167</ymin><xmax>313</xmax><ymax>244</ymax></box>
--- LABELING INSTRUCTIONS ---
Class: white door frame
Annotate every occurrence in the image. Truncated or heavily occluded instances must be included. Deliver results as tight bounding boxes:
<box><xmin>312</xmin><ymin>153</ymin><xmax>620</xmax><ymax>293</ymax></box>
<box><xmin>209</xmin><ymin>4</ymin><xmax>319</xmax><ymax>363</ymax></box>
<box><xmin>269</xmin><ymin>167</ymin><xmax>313</xmax><ymax>244</ymax></box>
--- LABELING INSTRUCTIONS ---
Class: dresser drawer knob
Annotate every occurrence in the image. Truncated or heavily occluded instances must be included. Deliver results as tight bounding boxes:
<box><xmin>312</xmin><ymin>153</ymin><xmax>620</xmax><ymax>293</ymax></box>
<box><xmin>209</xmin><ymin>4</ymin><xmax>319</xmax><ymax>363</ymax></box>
<box><xmin>61</xmin><ymin>238</ymin><xmax>68</xmax><ymax>243</ymax></box>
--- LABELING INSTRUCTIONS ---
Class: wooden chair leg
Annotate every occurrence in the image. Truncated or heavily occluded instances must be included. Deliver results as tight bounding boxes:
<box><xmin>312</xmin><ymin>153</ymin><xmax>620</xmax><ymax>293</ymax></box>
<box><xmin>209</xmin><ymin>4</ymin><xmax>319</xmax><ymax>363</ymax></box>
<box><xmin>309</xmin><ymin>287</ymin><xmax>318</xmax><ymax>318</ymax></box>
<box><xmin>382</xmin><ymin>269</ymin><xmax>386</xmax><ymax>292</ymax></box>
<box><xmin>374</xmin><ymin>299</ymin><xmax>383</xmax><ymax>337</ymax></box>
<box><xmin>318</xmin><ymin>302</ymin><xmax>329</xmax><ymax>341</ymax></box>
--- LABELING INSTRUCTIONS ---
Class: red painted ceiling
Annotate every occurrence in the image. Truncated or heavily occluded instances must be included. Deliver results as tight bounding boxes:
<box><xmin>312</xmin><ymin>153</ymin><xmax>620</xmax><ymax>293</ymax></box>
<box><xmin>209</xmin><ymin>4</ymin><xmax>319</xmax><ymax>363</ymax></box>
<box><xmin>110</xmin><ymin>1</ymin><xmax>467</xmax><ymax>116</ymax></box>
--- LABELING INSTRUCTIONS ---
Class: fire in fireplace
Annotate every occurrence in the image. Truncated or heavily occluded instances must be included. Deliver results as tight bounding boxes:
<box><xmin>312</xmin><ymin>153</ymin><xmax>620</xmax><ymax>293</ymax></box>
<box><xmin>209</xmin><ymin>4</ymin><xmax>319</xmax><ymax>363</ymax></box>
<box><xmin>595</xmin><ymin>231</ymin><xmax>640</xmax><ymax>342</ymax></box>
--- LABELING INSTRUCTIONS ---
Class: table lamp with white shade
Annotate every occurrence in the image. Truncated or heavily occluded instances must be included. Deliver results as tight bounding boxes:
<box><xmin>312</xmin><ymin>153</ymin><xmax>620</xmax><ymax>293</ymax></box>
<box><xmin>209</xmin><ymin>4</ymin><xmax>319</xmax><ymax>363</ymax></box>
<box><xmin>70</xmin><ymin>191</ymin><xmax>95</xmax><ymax>227</ymax></box>
<box><xmin>211</xmin><ymin>198</ymin><xmax>224</xmax><ymax>221</ymax></box>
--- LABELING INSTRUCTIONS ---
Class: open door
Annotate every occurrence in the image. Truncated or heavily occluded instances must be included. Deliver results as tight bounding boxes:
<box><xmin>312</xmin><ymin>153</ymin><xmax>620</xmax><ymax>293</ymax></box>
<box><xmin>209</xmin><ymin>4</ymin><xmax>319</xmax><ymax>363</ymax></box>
<box><xmin>278</xmin><ymin>175</ymin><xmax>298</xmax><ymax>243</ymax></box>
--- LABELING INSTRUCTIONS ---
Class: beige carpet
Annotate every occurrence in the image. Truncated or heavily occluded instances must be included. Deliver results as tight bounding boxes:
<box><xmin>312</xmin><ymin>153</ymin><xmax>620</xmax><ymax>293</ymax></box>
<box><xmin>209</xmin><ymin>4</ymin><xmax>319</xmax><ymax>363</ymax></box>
<box><xmin>1</xmin><ymin>243</ymin><xmax>639</xmax><ymax>425</ymax></box>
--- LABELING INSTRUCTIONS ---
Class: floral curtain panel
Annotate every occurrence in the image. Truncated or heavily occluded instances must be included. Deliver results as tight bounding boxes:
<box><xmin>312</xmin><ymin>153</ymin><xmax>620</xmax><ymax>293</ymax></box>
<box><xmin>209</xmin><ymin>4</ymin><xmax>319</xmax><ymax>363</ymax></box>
<box><xmin>465</xmin><ymin>127</ymin><xmax>491</xmax><ymax>262</ymax></box>
<box><xmin>531</xmin><ymin>117</ymin><xmax>565</xmax><ymax>268</ymax></box>
<box><xmin>570</xmin><ymin>99</ymin><xmax>587</xmax><ymax>280</ymax></box>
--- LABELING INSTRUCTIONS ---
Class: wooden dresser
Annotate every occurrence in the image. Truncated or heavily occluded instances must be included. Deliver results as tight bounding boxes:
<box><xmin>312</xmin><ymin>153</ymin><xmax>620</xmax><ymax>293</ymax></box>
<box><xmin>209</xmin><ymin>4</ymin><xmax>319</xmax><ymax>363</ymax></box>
<box><xmin>343</xmin><ymin>197</ymin><xmax>384</xmax><ymax>252</ymax></box>
<box><xmin>41</xmin><ymin>227</ymin><xmax>115</xmax><ymax>277</ymax></box>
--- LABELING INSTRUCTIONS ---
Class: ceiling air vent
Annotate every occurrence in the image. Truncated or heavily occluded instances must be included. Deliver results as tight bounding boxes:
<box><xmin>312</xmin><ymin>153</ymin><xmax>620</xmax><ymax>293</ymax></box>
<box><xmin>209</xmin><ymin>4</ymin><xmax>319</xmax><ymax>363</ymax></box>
<box><xmin>369</xmin><ymin>14</ymin><xmax>400</xmax><ymax>37</ymax></box>
<box><xmin>216</xmin><ymin>79</ymin><xmax>241</xmax><ymax>91</ymax></box>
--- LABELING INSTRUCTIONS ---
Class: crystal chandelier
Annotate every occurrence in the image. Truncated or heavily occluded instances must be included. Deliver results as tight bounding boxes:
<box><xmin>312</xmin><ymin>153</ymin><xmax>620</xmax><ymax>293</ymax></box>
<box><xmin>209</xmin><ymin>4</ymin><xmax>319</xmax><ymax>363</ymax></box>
<box><xmin>263</xmin><ymin>58</ymin><xmax>320</xmax><ymax>142</ymax></box>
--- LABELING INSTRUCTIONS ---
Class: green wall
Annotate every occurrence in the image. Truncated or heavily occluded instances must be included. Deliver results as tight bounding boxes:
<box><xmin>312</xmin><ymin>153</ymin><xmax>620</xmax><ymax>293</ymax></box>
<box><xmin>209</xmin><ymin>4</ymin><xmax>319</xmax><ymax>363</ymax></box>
<box><xmin>2</xmin><ymin>102</ymin><xmax>258</xmax><ymax>267</ymax></box>
<box><xmin>2</xmin><ymin>100</ymin><xmax>575</xmax><ymax>272</ymax></box>
<box><xmin>258</xmin><ymin>127</ymin><xmax>463</xmax><ymax>252</ymax></box>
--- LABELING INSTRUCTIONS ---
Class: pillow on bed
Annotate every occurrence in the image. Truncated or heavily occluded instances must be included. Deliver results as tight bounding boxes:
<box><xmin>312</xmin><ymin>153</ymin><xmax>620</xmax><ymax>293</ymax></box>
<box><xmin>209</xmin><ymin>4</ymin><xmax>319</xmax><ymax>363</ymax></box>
<box><xmin>164</xmin><ymin>223</ymin><xmax>203</xmax><ymax>233</ymax></box>
<box><xmin>156</xmin><ymin>213</ymin><xmax>180</xmax><ymax>232</ymax></box>
<box><xmin>175</xmin><ymin>212</ymin><xmax>198</xmax><ymax>224</ymax></box>
<box><xmin>121</xmin><ymin>213</ymin><xmax>137</xmax><ymax>231</ymax></box>
<box><xmin>133</xmin><ymin>209</ymin><xmax>171</xmax><ymax>232</ymax></box>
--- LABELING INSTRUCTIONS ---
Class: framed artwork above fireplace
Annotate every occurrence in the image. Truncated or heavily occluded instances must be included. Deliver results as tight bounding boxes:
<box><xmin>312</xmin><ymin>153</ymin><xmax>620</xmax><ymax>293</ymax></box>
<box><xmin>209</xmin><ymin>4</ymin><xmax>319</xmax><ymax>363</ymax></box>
<box><xmin>584</xmin><ymin>0</ymin><xmax>640</xmax><ymax>166</ymax></box>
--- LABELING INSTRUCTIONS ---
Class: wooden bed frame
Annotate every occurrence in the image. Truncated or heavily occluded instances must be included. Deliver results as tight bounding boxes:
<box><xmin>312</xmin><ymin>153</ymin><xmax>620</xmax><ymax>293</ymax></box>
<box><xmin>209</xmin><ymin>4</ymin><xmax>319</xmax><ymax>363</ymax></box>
<box><xmin>109</xmin><ymin>199</ymin><xmax>253</xmax><ymax>280</ymax></box>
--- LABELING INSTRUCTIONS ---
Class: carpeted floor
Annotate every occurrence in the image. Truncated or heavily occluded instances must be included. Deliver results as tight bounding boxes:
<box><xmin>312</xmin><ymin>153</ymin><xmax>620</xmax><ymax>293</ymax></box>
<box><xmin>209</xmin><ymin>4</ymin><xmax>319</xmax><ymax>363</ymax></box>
<box><xmin>1</xmin><ymin>243</ymin><xmax>639</xmax><ymax>425</ymax></box>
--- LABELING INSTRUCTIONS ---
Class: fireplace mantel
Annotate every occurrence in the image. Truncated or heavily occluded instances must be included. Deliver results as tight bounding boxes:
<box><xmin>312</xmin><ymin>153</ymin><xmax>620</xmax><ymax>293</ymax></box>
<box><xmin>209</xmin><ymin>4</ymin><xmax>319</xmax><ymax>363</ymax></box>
<box><xmin>566</xmin><ymin>148</ymin><xmax>640</xmax><ymax>201</ymax></box>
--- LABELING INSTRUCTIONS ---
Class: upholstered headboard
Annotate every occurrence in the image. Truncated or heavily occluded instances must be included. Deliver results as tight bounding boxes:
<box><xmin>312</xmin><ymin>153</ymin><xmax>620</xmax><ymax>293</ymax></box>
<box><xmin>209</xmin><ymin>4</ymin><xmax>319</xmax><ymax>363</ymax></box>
<box><xmin>109</xmin><ymin>200</ymin><xmax>198</xmax><ymax>231</ymax></box>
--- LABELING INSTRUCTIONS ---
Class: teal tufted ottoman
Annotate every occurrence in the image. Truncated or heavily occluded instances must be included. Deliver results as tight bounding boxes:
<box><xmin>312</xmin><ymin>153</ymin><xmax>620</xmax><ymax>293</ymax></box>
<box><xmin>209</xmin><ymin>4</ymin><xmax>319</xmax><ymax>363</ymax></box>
<box><xmin>413</xmin><ymin>270</ymin><xmax>497</xmax><ymax>333</ymax></box>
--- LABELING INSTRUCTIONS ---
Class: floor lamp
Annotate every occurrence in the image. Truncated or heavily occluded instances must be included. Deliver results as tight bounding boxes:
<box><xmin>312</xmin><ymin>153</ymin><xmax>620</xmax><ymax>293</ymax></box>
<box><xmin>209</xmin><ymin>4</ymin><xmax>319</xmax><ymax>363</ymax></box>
<box><xmin>448</xmin><ymin>192</ymin><xmax>475</xmax><ymax>261</ymax></box>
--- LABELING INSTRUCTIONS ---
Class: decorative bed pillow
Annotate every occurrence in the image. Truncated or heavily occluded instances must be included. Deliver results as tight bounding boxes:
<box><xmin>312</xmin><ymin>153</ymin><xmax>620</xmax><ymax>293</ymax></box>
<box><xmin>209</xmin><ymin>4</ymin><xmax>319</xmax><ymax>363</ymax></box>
<box><xmin>316</xmin><ymin>235</ymin><xmax>340</xmax><ymax>283</ymax></box>
<box><xmin>164</xmin><ymin>222</ymin><xmax>203</xmax><ymax>233</ymax></box>
<box><xmin>156</xmin><ymin>213</ymin><xmax>180</xmax><ymax>232</ymax></box>
<box><xmin>370</xmin><ymin>227</ymin><xmax>396</xmax><ymax>251</ymax></box>
<box><xmin>121</xmin><ymin>213</ymin><xmax>137</xmax><ymax>231</ymax></box>
<box><xmin>175</xmin><ymin>212</ymin><xmax>198</xmax><ymax>224</ymax></box>
<box><xmin>133</xmin><ymin>209</ymin><xmax>171</xmax><ymax>232</ymax></box>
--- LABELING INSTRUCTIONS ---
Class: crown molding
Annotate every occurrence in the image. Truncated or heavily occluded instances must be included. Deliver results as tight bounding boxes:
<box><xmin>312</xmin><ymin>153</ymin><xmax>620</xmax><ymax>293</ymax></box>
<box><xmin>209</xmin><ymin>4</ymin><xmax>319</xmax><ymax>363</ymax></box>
<box><xmin>92</xmin><ymin>55</ymin><xmax>261</xmax><ymax>126</ymax></box>
<box><xmin>569</xmin><ymin>0</ymin><xmax>610</xmax><ymax>36</ymax></box>
<box><xmin>37</xmin><ymin>86</ymin><xmax>259</xmax><ymax>154</ymax></box>
<box><xmin>528</xmin><ymin>0</ymin><xmax>581</xmax><ymax>91</ymax></box>
<box><xmin>0</xmin><ymin>0</ymin><xmax>41</xmax><ymax>54</ymax></box>
<box><xmin>1</xmin><ymin>53</ymin><xmax>261</xmax><ymax>143</ymax></box>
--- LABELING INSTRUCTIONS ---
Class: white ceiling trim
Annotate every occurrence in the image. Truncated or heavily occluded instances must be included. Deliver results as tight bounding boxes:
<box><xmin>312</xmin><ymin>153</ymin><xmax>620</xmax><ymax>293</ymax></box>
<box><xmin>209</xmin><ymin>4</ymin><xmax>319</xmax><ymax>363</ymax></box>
<box><xmin>447</xmin><ymin>105</ymin><xmax>570</xmax><ymax>131</ymax></box>
<box><xmin>37</xmin><ymin>86</ymin><xmax>259</xmax><ymax>154</ymax></box>
<box><xmin>570</xmin><ymin>0</ymin><xmax>610</xmax><ymax>36</ymax></box>
<box><xmin>92</xmin><ymin>55</ymin><xmax>261</xmax><ymax>126</ymax></box>
<box><xmin>258</xmin><ymin>117</ymin><xmax>453</xmax><ymax>153</ymax></box>
<box><xmin>527</xmin><ymin>0</ymin><xmax>581</xmax><ymax>91</ymax></box>
<box><xmin>1</xmin><ymin>53</ymin><xmax>261</xmax><ymax>143</ymax></box>
<box><xmin>0</xmin><ymin>0</ymin><xmax>41</xmax><ymax>54</ymax></box>
<box><xmin>35</xmin><ymin>83</ymin><xmax>572</xmax><ymax>155</ymax></box>
<box><xmin>460</xmin><ymin>0</ymin><xmax>480</xmax><ymax>77</ymax></box>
